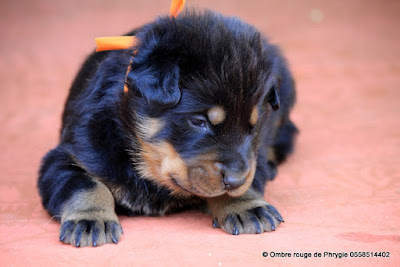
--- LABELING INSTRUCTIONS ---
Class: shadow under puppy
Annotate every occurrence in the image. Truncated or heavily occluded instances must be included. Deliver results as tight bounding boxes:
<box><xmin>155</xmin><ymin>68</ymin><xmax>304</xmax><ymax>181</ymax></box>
<box><xmin>38</xmin><ymin>10</ymin><xmax>297</xmax><ymax>247</ymax></box>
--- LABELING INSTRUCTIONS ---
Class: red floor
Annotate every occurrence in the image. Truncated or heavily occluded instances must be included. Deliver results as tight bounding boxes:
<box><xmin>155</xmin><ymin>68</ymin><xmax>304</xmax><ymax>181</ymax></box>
<box><xmin>0</xmin><ymin>0</ymin><xmax>399</xmax><ymax>266</ymax></box>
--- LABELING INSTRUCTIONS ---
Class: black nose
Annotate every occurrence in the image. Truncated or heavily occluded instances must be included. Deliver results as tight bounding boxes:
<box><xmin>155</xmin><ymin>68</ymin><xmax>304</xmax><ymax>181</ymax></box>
<box><xmin>219</xmin><ymin>156</ymin><xmax>249</xmax><ymax>191</ymax></box>
<box><xmin>223</xmin><ymin>175</ymin><xmax>246</xmax><ymax>190</ymax></box>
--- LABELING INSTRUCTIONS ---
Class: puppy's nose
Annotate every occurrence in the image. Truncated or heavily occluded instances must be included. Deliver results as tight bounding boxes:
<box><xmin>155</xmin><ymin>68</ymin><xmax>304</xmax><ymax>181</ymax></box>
<box><xmin>223</xmin><ymin>175</ymin><xmax>246</xmax><ymax>190</ymax></box>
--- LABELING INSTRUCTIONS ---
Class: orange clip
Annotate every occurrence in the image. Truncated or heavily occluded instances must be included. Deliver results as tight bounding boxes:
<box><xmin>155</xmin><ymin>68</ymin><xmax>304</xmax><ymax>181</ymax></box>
<box><xmin>95</xmin><ymin>36</ymin><xmax>137</xmax><ymax>52</ymax></box>
<box><xmin>170</xmin><ymin>0</ymin><xmax>186</xmax><ymax>18</ymax></box>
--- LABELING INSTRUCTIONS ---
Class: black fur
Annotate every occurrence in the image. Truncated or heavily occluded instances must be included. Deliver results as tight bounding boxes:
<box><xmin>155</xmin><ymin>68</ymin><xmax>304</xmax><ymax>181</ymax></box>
<box><xmin>38</xmin><ymin>10</ymin><xmax>297</xmax><ymax>245</ymax></box>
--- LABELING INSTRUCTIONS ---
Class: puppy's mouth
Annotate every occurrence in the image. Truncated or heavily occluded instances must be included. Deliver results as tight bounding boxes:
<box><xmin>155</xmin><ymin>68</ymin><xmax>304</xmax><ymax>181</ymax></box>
<box><xmin>170</xmin><ymin>176</ymin><xmax>226</xmax><ymax>198</ymax></box>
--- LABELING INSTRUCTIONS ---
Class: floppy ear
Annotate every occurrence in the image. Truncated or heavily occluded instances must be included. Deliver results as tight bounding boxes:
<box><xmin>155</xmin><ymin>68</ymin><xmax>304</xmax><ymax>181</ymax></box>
<box><xmin>126</xmin><ymin>56</ymin><xmax>181</xmax><ymax>110</ymax></box>
<box><xmin>265</xmin><ymin>84</ymin><xmax>280</xmax><ymax>110</ymax></box>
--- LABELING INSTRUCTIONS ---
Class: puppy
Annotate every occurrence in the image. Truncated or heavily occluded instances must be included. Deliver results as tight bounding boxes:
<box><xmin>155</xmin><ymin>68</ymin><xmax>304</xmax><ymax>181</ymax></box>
<box><xmin>38</xmin><ymin>10</ymin><xmax>297</xmax><ymax>247</ymax></box>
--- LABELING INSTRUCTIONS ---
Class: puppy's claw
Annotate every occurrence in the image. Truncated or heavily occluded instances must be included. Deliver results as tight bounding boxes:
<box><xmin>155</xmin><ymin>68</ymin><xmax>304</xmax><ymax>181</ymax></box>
<box><xmin>266</xmin><ymin>204</ymin><xmax>284</xmax><ymax>222</ymax></box>
<box><xmin>92</xmin><ymin>226</ymin><xmax>99</xmax><ymax>247</ymax></box>
<box><xmin>234</xmin><ymin>228</ymin><xmax>239</xmax><ymax>235</ymax></box>
<box><xmin>105</xmin><ymin>222</ymin><xmax>121</xmax><ymax>245</ymax></box>
<box><xmin>249</xmin><ymin>214</ymin><xmax>262</xmax><ymax>234</ymax></box>
<box><xmin>113</xmin><ymin>222</ymin><xmax>119</xmax><ymax>243</ymax></box>
<box><xmin>225</xmin><ymin>215</ymin><xmax>240</xmax><ymax>235</ymax></box>
<box><xmin>73</xmin><ymin>220</ymin><xmax>88</xmax><ymax>248</ymax></box>
<box><xmin>254</xmin><ymin>206</ymin><xmax>280</xmax><ymax>231</ymax></box>
<box><xmin>264</xmin><ymin>214</ymin><xmax>275</xmax><ymax>230</ymax></box>
<box><xmin>278</xmin><ymin>218</ymin><xmax>285</xmax><ymax>223</ymax></box>
<box><xmin>59</xmin><ymin>220</ymin><xmax>74</xmax><ymax>243</ymax></box>
<box><xmin>212</xmin><ymin>219</ymin><xmax>220</xmax><ymax>228</ymax></box>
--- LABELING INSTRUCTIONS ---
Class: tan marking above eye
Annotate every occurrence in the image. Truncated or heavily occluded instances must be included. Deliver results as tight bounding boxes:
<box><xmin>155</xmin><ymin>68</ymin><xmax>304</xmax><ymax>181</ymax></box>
<box><xmin>207</xmin><ymin>106</ymin><xmax>226</xmax><ymax>125</ymax></box>
<box><xmin>250</xmin><ymin>106</ymin><xmax>259</xmax><ymax>126</ymax></box>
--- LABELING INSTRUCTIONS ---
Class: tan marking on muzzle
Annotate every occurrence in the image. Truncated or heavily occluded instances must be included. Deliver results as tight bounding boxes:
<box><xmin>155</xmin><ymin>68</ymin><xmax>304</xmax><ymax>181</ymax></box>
<box><xmin>136</xmin><ymin>139</ymin><xmax>189</xmax><ymax>195</ymax></box>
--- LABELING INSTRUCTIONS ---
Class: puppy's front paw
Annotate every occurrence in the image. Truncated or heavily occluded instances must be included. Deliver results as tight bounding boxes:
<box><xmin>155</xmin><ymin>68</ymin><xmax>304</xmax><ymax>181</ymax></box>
<box><xmin>208</xmin><ymin>190</ymin><xmax>284</xmax><ymax>235</ymax></box>
<box><xmin>213</xmin><ymin>204</ymin><xmax>283</xmax><ymax>235</ymax></box>
<box><xmin>60</xmin><ymin>213</ymin><xmax>123</xmax><ymax>247</ymax></box>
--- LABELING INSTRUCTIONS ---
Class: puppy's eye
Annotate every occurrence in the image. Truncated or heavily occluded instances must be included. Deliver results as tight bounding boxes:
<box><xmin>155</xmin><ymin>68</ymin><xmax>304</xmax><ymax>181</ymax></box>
<box><xmin>189</xmin><ymin>116</ymin><xmax>207</xmax><ymax>129</ymax></box>
<box><xmin>249</xmin><ymin>124</ymin><xmax>255</xmax><ymax>132</ymax></box>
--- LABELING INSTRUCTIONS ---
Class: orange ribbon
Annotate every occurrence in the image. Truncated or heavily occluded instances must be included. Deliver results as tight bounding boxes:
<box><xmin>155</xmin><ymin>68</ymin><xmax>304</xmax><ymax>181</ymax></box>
<box><xmin>95</xmin><ymin>0</ymin><xmax>185</xmax><ymax>52</ymax></box>
<box><xmin>95</xmin><ymin>36</ymin><xmax>138</xmax><ymax>52</ymax></box>
<box><xmin>170</xmin><ymin>0</ymin><xmax>185</xmax><ymax>18</ymax></box>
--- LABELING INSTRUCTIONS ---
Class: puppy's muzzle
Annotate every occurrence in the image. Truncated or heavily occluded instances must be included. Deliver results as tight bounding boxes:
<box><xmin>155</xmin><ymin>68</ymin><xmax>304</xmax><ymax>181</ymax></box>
<box><xmin>164</xmin><ymin>143</ymin><xmax>256</xmax><ymax>198</ymax></box>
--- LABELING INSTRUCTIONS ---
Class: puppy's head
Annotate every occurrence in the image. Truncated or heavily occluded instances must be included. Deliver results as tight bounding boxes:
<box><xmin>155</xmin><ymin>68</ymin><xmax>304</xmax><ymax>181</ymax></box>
<box><xmin>122</xmin><ymin>10</ymin><xmax>280</xmax><ymax>198</ymax></box>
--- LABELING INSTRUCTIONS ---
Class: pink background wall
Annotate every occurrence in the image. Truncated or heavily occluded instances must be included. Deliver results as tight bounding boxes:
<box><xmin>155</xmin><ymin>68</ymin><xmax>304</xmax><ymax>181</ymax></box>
<box><xmin>0</xmin><ymin>0</ymin><xmax>399</xmax><ymax>266</ymax></box>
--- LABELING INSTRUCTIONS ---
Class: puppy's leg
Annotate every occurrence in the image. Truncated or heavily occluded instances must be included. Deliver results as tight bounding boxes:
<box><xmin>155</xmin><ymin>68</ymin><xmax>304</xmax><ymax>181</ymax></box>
<box><xmin>38</xmin><ymin>147</ymin><xmax>122</xmax><ymax>247</ymax></box>
<box><xmin>270</xmin><ymin>120</ymin><xmax>298</xmax><ymax>164</ymax></box>
<box><xmin>266</xmin><ymin>119</ymin><xmax>298</xmax><ymax>179</ymax></box>
<box><xmin>58</xmin><ymin>181</ymin><xmax>122</xmax><ymax>247</ymax></box>
<box><xmin>207</xmin><ymin>189</ymin><xmax>283</xmax><ymax>235</ymax></box>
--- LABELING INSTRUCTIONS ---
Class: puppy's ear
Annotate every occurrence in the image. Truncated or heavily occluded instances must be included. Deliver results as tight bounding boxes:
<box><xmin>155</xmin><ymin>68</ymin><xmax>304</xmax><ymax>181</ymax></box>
<box><xmin>265</xmin><ymin>85</ymin><xmax>280</xmax><ymax>110</ymax></box>
<box><xmin>126</xmin><ymin>54</ymin><xmax>181</xmax><ymax>110</ymax></box>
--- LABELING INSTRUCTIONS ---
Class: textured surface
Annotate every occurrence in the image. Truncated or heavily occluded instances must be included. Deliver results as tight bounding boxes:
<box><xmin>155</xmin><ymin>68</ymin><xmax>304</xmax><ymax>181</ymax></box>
<box><xmin>0</xmin><ymin>0</ymin><xmax>399</xmax><ymax>266</ymax></box>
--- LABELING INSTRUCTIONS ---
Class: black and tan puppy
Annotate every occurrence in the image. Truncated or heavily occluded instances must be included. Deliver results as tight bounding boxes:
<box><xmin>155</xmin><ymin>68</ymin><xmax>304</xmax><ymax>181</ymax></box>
<box><xmin>38</xmin><ymin>10</ymin><xmax>297</xmax><ymax>247</ymax></box>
